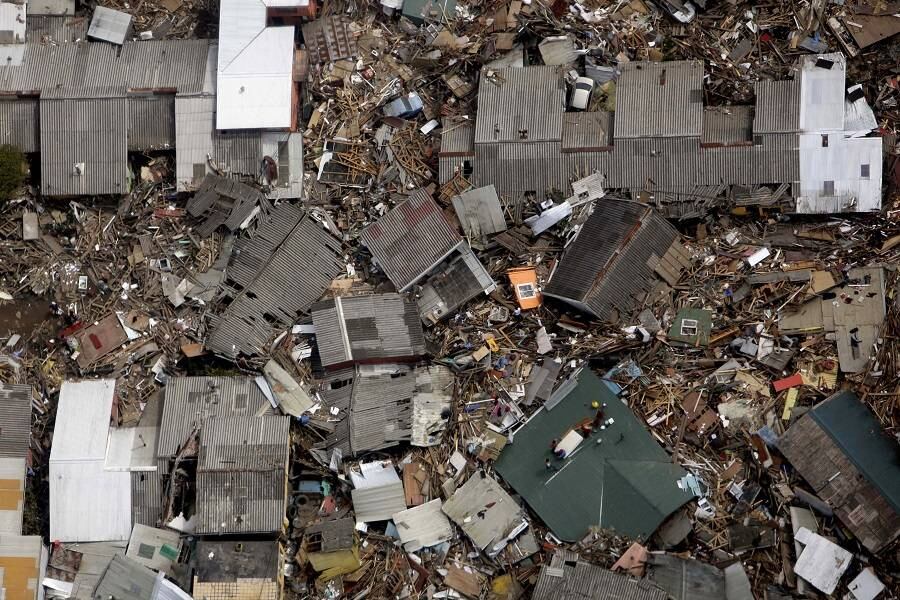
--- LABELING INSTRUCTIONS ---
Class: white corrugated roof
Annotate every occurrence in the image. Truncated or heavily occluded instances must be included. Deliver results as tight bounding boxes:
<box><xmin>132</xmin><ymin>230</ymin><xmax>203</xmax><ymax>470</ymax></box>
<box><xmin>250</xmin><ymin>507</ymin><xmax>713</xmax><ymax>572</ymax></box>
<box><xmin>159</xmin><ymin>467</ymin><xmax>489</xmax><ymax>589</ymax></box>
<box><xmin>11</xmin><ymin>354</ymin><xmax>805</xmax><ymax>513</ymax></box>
<box><xmin>0</xmin><ymin>457</ymin><xmax>25</xmax><ymax>535</ymax></box>
<box><xmin>50</xmin><ymin>380</ymin><xmax>132</xmax><ymax>542</ymax></box>
<box><xmin>216</xmin><ymin>0</ymin><xmax>301</xmax><ymax>129</ymax></box>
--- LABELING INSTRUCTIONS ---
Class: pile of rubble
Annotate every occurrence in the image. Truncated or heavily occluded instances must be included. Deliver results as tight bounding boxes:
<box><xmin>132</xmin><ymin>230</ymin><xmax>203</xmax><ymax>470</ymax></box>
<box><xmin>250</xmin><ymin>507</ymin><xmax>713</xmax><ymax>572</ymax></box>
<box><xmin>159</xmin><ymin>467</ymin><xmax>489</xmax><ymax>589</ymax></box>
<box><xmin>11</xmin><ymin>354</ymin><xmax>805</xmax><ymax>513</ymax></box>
<box><xmin>1</xmin><ymin>0</ymin><xmax>900</xmax><ymax>599</ymax></box>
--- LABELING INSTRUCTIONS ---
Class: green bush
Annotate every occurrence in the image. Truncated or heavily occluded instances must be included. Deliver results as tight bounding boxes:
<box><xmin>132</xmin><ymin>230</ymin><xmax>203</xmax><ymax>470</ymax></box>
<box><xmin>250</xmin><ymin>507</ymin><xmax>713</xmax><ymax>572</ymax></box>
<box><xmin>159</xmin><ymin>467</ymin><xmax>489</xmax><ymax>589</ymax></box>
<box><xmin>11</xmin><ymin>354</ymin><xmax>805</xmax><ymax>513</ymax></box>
<box><xmin>0</xmin><ymin>144</ymin><xmax>26</xmax><ymax>202</ymax></box>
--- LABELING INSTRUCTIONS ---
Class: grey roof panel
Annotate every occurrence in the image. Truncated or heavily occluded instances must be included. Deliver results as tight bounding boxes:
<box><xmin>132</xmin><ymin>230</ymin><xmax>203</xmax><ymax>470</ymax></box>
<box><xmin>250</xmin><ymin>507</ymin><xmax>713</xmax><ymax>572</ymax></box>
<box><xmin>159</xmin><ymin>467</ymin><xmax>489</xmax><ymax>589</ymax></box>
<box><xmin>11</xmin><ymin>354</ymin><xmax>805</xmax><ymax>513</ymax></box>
<box><xmin>701</xmin><ymin>106</ymin><xmax>753</xmax><ymax>145</ymax></box>
<box><xmin>646</xmin><ymin>554</ymin><xmax>725</xmax><ymax>600</ymax></box>
<box><xmin>439</xmin><ymin>116</ymin><xmax>475</xmax><ymax>155</ymax></box>
<box><xmin>0</xmin><ymin>99</ymin><xmax>39</xmax><ymax>153</ymax></box>
<box><xmin>127</xmin><ymin>95</ymin><xmax>175</xmax><ymax>151</ymax></box>
<box><xmin>359</xmin><ymin>189</ymin><xmax>462</xmax><ymax>291</ymax></box>
<box><xmin>0</xmin><ymin>383</ymin><xmax>32</xmax><ymax>459</ymax></box>
<box><xmin>561</xmin><ymin>111</ymin><xmax>614</xmax><ymax>150</ymax></box>
<box><xmin>754</xmin><ymin>78</ymin><xmax>801</xmax><ymax>133</ymax></box>
<box><xmin>441</xmin><ymin>474</ymin><xmax>525</xmax><ymax>552</ymax></box>
<box><xmin>195</xmin><ymin>469</ymin><xmax>286</xmax><ymax>534</ymax></box>
<box><xmin>40</xmin><ymin>97</ymin><xmax>128</xmax><ymax>196</ymax></box>
<box><xmin>92</xmin><ymin>555</ymin><xmax>158</xmax><ymax>600</ymax></box>
<box><xmin>311</xmin><ymin>293</ymin><xmax>426</xmax><ymax>368</ymax></box>
<box><xmin>474</xmin><ymin>66</ymin><xmax>566</xmax><ymax>144</ymax></box>
<box><xmin>199</xmin><ymin>415</ymin><xmax>290</xmax><ymax>471</ymax></box>
<box><xmin>306</xmin><ymin>518</ymin><xmax>355</xmax><ymax>552</ymax></box>
<box><xmin>533</xmin><ymin>553</ymin><xmax>668</xmax><ymax>600</ymax></box>
<box><xmin>158</xmin><ymin>376</ymin><xmax>271</xmax><ymax>458</ymax></box>
<box><xmin>451</xmin><ymin>184</ymin><xmax>506</xmax><ymax>241</ymax></box>
<box><xmin>614</xmin><ymin>61</ymin><xmax>704</xmax><ymax>139</ymax></box>
<box><xmin>131</xmin><ymin>471</ymin><xmax>161</xmax><ymax>528</ymax></box>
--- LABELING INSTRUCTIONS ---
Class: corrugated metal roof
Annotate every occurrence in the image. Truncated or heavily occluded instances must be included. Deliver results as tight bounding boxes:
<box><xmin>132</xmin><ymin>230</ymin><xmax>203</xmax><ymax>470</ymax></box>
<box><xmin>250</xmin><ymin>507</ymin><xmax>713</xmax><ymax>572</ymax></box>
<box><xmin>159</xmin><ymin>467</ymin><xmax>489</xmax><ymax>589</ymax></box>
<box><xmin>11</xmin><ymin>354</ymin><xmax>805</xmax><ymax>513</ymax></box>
<box><xmin>0</xmin><ymin>383</ymin><xmax>32</xmax><ymax>459</ymax></box>
<box><xmin>0</xmin><ymin>98</ymin><xmax>39</xmax><ymax>152</ymax></box>
<box><xmin>127</xmin><ymin>95</ymin><xmax>175</xmax><ymax>151</ymax></box>
<box><xmin>349</xmin><ymin>367</ymin><xmax>415</xmax><ymax>454</ymax></box>
<box><xmin>195</xmin><ymin>469</ymin><xmax>286</xmax><ymax>534</ymax></box>
<box><xmin>0</xmin><ymin>39</ymin><xmax>213</xmax><ymax>96</ymax></box>
<box><xmin>614</xmin><ymin>60</ymin><xmax>704</xmax><ymax>139</ymax></box>
<box><xmin>93</xmin><ymin>555</ymin><xmax>159</xmax><ymax>600</ymax></box>
<box><xmin>701</xmin><ymin>106</ymin><xmax>753</xmax><ymax>145</ymax></box>
<box><xmin>194</xmin><ymin>540</ymin><xmax>277</xmax><ymax>582</ymax></box>
<box><xmin>473</xmin><ymin>141</ymin><xmax>608</xmax><ymax>201</ymax></box>
<box><xmin>206</xmin><ymin>209</ymin><xmax>344</xmax><ymax>358</ymax></box>
<box><xmin>439</xmin><ymin>116</ymin><xmax>475</xmax><ymax>154</ymax></box>
<box><xmin>533</xmin><ymin>552</ymin><xmax>667</xmax><ymax>600</ymax></box>
<box><xmin>157</xmin><ymin>376</ymin><xmax>271</xmax><ymax>458</ymax></box>
<box><xmin>393</xmin><ymin>499</ymin><xmax>453</xmax><ymax>552</ymax></box>
<box><xmin>754</xmin><ymin>78</ymin><xmax>801</xmax><ymax>133</ymax></box>
<box><xmin>441</xmin><ymin>473</ymin><xmax>525</xmax><ymax>553</ymax></box>
<box><xmin>199</xmin><ymin>415</ymin><xmax>289</xmax><ymax>471</ymax></box>
<box><xmin>474</xmin><ymin>66</ymin><xmax>566</xmax><ymax>144</ymax></box>
<box><xmin>26</xmin><ymin>15</ymin><xmax>87</xmax><ymax>43</ymax></box>
<box><xmin>359</xmin><ymin>189</ymin><xmax>462</xmax><ymax>291</ymax></box>
<box><xmin>39</xmin><ymin>97</ymin><xmax>128</xmax><ymax>196</ymax></box>
<box><xmin>311</xmin><ymin>293</ymin><xmax>426</xmax><ymax>369</ymax></box>
<box><xmin>50</xmin><ymin>381</ymin><xmax>132</xmax><ymax>542</ymax></box>
<box><xmin>417</xmin><ymin>244</ymin><xmax>496</xmax><ymax>321</ymax></box>
<box><xmin>561</xmin><ymin>111</ymin><xmax>614</xmax><ymax>150</ymax></box>
<box><xmin>131</xmin><ymin>471</ymin><xmax>161</xmax><ymax>529</ymax></box>
<box><xmin>646</xmin><ymin>554</ymin><xmax>725</xmax><ymax>600</ymax></box>
<box><xmin>61</xmin><ymin>541</ymin><xmax>126</xmax><ymax>600</ymax></box>
<box><xmin>349</xmin><ymin>461</ymin><xmax>406</xmax><ymax>523</ymax></box>
<box><xmin>451</xmin><ymin>185</ymin><xmax>506</xmax><ymax>244</ymax></box>
<box><xmin>411</xmin><ymin>365</ymin><xmax>453</xmax><ymax>447</ymax></box>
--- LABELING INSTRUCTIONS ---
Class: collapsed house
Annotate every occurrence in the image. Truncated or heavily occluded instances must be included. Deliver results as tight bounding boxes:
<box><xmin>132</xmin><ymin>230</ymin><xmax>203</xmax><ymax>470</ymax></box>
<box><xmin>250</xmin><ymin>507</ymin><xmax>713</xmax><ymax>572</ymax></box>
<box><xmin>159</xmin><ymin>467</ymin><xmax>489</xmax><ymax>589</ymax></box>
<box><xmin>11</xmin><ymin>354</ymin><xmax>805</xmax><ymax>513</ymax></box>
<box><xmin>359</xmin><ymin>188</ymin><xmax>496</xmax><ymax>322</ymax></box>
<box><xmin>778</xmin><ymin>391</ymin><xmax>900</xmax><ymax>553</ymax></box>
<box><xmin>442</xmin><ymin>53</ymin><xmax>881</xmax><ymax>216</ymax></box>
<box><xmin>543</xmin><ymin>198</ymin><xmax>691</xmax><ymax>321</ymax></box>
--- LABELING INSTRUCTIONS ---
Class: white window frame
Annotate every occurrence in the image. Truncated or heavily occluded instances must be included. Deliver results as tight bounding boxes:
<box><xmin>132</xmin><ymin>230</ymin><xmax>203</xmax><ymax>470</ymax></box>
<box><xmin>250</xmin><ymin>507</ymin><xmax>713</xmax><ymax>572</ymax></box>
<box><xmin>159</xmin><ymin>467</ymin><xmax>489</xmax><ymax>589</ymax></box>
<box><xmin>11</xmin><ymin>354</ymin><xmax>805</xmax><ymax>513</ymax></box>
<box><xmin>516</xmin><ymin>282</ymin><xmax>536</xmax><ymax>299</ymax></box>
<box><xmin>680</xmin><ymin>319</ymin><xmax>698</xmax><ymax>336</ymax></box>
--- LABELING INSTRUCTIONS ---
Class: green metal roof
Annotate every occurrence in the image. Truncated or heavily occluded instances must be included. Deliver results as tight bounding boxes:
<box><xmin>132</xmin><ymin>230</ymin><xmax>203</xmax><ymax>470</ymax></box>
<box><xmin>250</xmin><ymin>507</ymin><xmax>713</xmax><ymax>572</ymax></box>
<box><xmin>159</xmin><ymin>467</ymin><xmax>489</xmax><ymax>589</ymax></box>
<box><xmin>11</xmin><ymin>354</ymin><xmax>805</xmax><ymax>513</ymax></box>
<box><xmin>809</xmin><ymin>391</ymin><xmax>900</xmax><ymax>513</ymax></box>
<box><xmin>494</xmin><ymin>369</ymin><xmax>694</xmax><ymax>542</ymax></box>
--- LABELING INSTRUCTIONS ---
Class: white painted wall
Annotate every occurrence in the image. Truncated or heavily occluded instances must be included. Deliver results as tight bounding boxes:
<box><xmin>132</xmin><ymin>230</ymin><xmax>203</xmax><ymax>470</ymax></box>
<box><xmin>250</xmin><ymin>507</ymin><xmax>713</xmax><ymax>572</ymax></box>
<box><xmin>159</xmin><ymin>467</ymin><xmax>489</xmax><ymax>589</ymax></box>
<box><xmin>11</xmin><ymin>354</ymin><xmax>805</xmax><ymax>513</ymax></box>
<box><xmin>796</xmin><ymin>134</ymin><xmax>881</xmax><ymax>213</ymax></box>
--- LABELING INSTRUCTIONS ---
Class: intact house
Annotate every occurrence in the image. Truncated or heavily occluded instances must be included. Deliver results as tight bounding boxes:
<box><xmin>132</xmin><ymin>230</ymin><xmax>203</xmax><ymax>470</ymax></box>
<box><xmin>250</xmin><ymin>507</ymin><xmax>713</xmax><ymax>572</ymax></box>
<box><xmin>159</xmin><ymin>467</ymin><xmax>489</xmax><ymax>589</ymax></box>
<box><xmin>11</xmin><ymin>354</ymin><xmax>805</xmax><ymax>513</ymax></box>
<box><xmin>440</xmin><ymin>53</ymin><xmax>882</xmax><ymax>217</ymax></box>
<box><xmin>0</xmin><ymin>0</ymin><xmax>317</xmax><ymax>198</ymax></box>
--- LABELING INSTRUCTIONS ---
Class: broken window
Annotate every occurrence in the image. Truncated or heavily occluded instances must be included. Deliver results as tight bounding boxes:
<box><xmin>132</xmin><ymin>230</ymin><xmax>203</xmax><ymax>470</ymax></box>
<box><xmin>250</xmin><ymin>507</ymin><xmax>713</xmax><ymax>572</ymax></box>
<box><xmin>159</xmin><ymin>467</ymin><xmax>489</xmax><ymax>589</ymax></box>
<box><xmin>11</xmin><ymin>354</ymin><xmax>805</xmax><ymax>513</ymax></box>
<box><xmin>192</xmin><ymin>163</ymin><xmax>205</xmax><ymax>183</ymax></box>
<box><xmin>680</xmin><ymin>319</ymin><xmax>698</xmax><ymax>336</ymax></box>
<box><xmin>517</xmin><ymin>283</ymin><xmax>536</xmax><ymax>299</ymax></box>
<box><xmin>137</xmin><ymin>544</ymin><xmax>156</xmax><ymax>560</ymax></box>
<box><xmin>860</xmin><ymin>164</ymin><xmax>870</xmax><ymax>179</ymax></box>
<box><xmin>823</xmin><ymin>180</ymin><xmax>835</xmax><ymax>196</ymax></box>
<box><xmin>821</xmin><ymin>134</ymin><xmax>829</xmax><ymax>148</ymax></box>
<box><xmin>463</xmin><ymin>160</ymin><xmax>473</xmax><ymax>177</ymax></box>
<box><xmin>233</xmin><ymin>394</ymin><xmax>249</xmax><ymax>411</ymax></box>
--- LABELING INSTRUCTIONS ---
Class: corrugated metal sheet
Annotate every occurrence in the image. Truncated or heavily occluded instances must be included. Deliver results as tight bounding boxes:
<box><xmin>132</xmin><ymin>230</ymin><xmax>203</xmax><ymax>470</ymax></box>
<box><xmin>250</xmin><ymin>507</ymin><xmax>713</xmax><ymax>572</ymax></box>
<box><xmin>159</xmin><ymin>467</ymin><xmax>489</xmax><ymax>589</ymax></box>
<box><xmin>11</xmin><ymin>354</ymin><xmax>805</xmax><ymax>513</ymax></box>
<box><xmin>474</xmin><ymin>141</ymin><xmax>608</xmax><ymax>202</ymax></box>
<box><xmin>349</xmin><ymin>367</ymin><xmax>415</xmax><ymax>454</ymax></box>
<box><xmin>701</xmin><ymin>106</ymin><xmax>753</xmax><ymax>145</ymax></box>
<box><xmin>186</xmin><ymin>174</ymin><xmax>268</xmax><ymax>237</ymax></box>
<box><xmin>195</xmin><ymin>469</ymin><xmax>286</xmax><ymax>534</ymax></box>
<box><xmin>561</xmin><ymin>111</ymin><xmax>613</xmax><ymax>150</ymax></box>
<box><xmin>441</xmin><ymin>474</ymin><xmax>525</xmax><ymax>552</ymax></box>
<box><xmin>87</xmin><ymin>6</ymin><xmax>132</xmax><ymax>45</ymax></box>
<box><xmin>301</xmin><ymin>16</ymin><xmax>356</xmax><ymax>63</ymax></box>
<box><xmin>417</xmin><ymin>244</ymin><xmax>496</xmax><ymax>321</ymax></box>
<box><xmin>359</xmin><ymin>189</ymin><xmax>462</xmax><ymax>291</ymax></box>
<box><xmin>62</xmin><ymin>541</ymin><xmax>126</xmax><ymax>600</ymax></box>
<box><xmin>26</xmin><ymin>16</ymin><xmax>87</xmax><ymax>43</ymax></box>
<box><xmin>349</xmin><ymin>461</ymin><xmax>407</xmax><ymax>523</ymax></box>
<box><xmin>614</xmin><ymin>60</ymin><xmax>704</xmax><ymax>139</ymax></box>
<box><xmin>199</xmin><ymin>415</ymin><xmax>289</xmax><ymax>471</ymax></box>
<box><xmin>754</xmin><ymin>78</ymin><xmax>801</xmax><ymax>133</ymax></box>
<box><xmin>306</xmin><ymin>518</ymin><xmax>355</xmax><ymax>552</ymax></box>
<box><xmin>451</xmin><ymin>184</ymin><xmax>506</xmax><ymax>244</ymax></box>
<box><xmin>127</xmin><ymin>95</ymin><xmax>175</xmax><ymax>151</ymax></box>
<box><xmin>39</xmin><ymin>97</ymin><xmax>128</xmax><ymax>196</ymax></box>
<box><xmin>0</xmin><ymin>99</ymin><xmax>39</xmax><ymax>152</ymax></box>
<box><xmin>411</xmin><ymin>364</ymin><xmax>453</xmax><ymax>447</ymax></box>
<box><xmin>93</xmin><ymin>555</ymin><xmax>159</xmax><ymax>600</ymax></box>
<box><xmin>646</xmin><ymin>554</ymin><xmax>726</xmax><ymax>600</ymax></box>
<box><xmin>157</xmin><ymin>377</ymin><xmax>271</xmax><ymax>458</ymax></box>
<box><xmin>604</xmin><ymin>136</ymin><xmax>701</xmax><ymax>189</ymax></box>
<box><xmin>0</xmin><ymin>383</ymin><xmax>32</xmax><ymax>459</ymax></box>
<box><xmin>0</xmin><ymin>39</ymin><xmax>213</xmax><ymax>96</ymax></box>
<box><xmin>50</xmin><ymin>382</ymin><xmax>132</xmax><ymax>543</ymax></box>
<box><xmin>440</xmin><ymin>116</ymin><xmax>475</xmax><ymax>154</ymax></box>
<box><xmin>533</xmin><ymin>553</ymin><xmax>667</xmax><ymax>600</ymax></box>
<box><xmin>311</xmin><ymin>293</ymin><xmax>426</xmax><ymax>368</ymax></box>
<box><xmin>206</xmin><ymin>209</ymin><xmax>344</xmax><ymax>358</ymax></box>
<box><xmin>131</xmin><ymin>471</ymin><xmax>161</xmax><ymax>528</ymax></box>
<box><xmin>474</xmin><ymin>66</ymin><xmax>566</xmax><ymax>144</ymax></box>
<box><xmin>0</xmin><ymin>535</ymin><xmax>44</xmax><ymax>600</ymax></box>
<box><xmin>393</xmin><ymin>499</ymin><xmax>453</xmax><ymax>552</ymax></box>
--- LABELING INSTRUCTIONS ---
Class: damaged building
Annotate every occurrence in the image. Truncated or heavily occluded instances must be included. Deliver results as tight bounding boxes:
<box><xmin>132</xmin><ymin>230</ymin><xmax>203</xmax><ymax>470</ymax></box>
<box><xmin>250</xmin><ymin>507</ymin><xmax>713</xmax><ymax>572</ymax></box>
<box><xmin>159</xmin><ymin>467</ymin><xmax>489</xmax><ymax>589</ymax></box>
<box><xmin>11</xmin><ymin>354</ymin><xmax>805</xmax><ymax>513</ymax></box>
<box><xmin>442</xmin><ymin>53</ymin><xmax>881</xmax><ymax>216</ymax></box>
